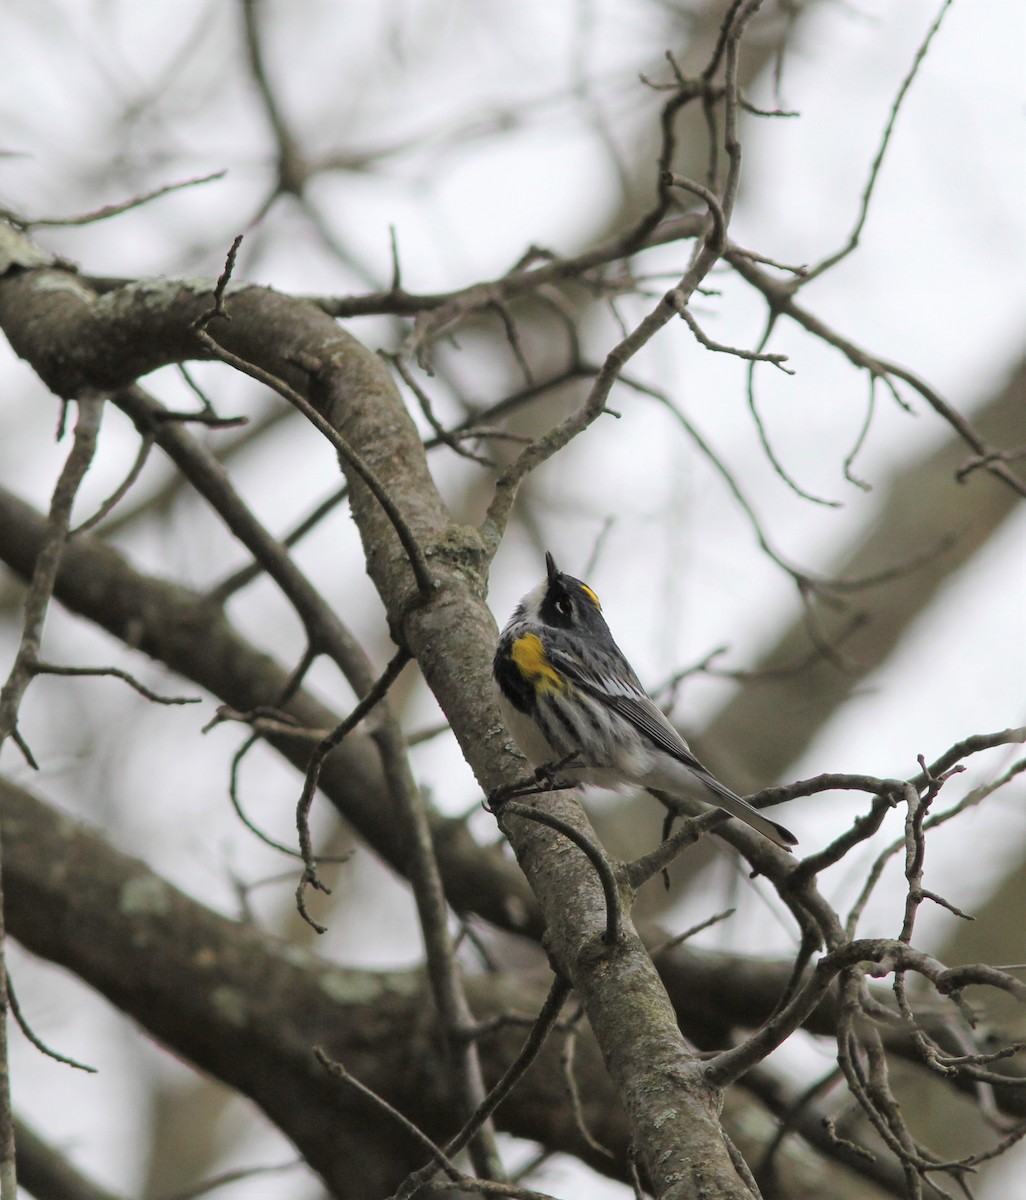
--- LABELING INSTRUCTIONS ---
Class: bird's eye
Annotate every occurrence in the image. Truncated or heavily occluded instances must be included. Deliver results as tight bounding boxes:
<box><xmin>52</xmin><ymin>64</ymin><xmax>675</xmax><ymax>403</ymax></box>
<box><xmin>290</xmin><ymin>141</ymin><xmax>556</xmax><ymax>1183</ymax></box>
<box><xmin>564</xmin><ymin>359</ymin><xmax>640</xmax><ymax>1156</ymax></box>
<box><xmin>555</xmin><ymin>595</ymin><xmax>572</xmax><ymax>618</ymax></box>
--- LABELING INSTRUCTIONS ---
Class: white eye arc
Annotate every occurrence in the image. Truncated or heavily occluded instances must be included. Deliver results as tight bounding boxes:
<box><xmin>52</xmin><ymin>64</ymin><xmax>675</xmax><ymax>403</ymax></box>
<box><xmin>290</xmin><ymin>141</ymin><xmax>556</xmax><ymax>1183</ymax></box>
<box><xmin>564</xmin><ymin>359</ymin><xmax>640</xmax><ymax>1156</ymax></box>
<box><xmin>555</xmin><ymin>595</ymin><xmax>572</xmax><ymax>617</ymax></box>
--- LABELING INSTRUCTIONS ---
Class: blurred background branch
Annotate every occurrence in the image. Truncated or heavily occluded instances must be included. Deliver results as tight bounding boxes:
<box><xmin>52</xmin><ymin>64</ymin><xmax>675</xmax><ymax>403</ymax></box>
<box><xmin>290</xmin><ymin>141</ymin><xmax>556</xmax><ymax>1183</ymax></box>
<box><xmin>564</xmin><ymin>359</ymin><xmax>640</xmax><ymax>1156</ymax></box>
<box><xmin>0</xmin><ymin>1</ymin><xmax>1022</xmax><ymax>1197</ymax></box>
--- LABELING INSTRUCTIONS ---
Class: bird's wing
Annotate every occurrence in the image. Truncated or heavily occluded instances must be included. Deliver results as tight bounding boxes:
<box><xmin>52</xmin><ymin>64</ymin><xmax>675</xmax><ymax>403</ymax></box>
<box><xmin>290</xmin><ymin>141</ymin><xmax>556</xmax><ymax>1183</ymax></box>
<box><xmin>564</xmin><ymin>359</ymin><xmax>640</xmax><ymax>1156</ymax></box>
<box><xmin>546</xmin><ymin>641</ymin><xmax>798</xmax><ymax>849</ymax></box>
<box><xmin>545</xmin><ymin>644</ymin><xmax>710</xmax><ymax>774</ymax></box>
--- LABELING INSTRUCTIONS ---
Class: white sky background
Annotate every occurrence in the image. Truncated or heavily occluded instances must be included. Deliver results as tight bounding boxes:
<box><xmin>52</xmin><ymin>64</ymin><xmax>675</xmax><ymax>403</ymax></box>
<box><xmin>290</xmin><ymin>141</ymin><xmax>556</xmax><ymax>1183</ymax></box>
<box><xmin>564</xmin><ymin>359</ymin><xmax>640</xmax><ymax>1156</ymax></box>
<box><xmin>0</xmin><ymin>1</ymin><xmax>1024</xmax><ymax>1197</ymax></box>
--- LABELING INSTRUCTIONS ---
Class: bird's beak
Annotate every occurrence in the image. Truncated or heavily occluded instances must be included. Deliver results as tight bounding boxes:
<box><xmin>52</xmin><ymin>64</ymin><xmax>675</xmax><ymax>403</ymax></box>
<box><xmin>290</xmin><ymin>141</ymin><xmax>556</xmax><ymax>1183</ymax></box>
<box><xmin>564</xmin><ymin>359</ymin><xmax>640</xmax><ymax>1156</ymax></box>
<box><xmin>545</xmin><ymin>551</ymin><xmax>559</xmax><ymax>585</ymax></box>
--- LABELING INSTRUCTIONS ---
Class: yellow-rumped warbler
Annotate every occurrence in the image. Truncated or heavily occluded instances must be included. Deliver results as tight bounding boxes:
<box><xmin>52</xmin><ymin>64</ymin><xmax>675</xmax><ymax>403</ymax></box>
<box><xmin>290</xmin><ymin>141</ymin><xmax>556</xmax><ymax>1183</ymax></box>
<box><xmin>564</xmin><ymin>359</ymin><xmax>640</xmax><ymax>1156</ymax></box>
<box><xmin>493</xmin><ymin>552</ymin><xmax>796</xmax><ymax>849</ymax></box>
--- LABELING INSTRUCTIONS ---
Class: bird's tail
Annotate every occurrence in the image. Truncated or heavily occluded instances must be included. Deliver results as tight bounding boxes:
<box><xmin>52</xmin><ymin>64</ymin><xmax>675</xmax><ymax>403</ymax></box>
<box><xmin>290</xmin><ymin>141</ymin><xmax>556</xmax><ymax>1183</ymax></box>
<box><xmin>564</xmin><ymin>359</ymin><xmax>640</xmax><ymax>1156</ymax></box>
<box><xmin>650</xmin><ymin>777</ymin><xmax>797</xmax><ymax>850</ymax></box>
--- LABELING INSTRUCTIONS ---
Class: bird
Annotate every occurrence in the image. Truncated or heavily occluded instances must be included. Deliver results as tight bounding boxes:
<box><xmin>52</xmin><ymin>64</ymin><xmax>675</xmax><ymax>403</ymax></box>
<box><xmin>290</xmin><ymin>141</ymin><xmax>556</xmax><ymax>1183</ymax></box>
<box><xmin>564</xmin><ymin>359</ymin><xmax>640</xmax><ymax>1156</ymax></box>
<box><xmin>493</xmin><ymin>552</ymin><xmax>796</xmax><ymax>850</ymax></box>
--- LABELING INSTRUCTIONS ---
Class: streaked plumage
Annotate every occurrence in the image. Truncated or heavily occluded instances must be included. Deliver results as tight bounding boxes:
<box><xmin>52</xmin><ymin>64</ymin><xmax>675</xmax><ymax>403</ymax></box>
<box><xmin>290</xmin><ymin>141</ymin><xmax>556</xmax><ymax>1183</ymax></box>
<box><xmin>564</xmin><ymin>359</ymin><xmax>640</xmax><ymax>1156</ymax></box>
<box><xmin>493</xmin><ymin>552</ymin><xmax>796</xmax><ymax>850</ymax></box>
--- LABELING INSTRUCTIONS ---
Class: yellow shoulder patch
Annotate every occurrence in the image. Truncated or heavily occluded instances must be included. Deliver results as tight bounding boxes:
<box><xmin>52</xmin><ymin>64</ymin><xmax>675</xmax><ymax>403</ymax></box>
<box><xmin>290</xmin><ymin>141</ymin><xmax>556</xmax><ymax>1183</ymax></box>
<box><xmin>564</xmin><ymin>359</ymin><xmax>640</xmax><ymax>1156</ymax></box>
<box><xmin>511</xmin><ymin>633</ymin><xmax>565</xmax><ymax>693</ymax></box>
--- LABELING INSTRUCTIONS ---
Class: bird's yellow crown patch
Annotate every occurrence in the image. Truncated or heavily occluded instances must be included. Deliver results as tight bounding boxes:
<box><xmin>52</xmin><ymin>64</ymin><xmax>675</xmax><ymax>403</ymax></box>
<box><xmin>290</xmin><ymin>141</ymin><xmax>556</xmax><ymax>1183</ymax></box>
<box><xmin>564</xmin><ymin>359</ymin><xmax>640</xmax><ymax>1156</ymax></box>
<box><xmin>511</xmin><ymin>633</ymin><xmax>565</xmax><ymax>693</ymax></box>
<box><xmin>579</xmin><ymin>583</ymin><xmax>601</xmax><ymax>609</ymax></box>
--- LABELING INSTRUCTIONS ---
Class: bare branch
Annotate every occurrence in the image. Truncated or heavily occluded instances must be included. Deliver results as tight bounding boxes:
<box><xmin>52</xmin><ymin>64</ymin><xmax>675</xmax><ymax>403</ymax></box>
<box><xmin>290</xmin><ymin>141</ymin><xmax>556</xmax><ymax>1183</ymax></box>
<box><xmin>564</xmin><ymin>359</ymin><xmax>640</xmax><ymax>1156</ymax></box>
<box><xmin>314</xmin><ymin>1049</ymin><xmax>464</xmax><ymax>1186</ymax></box>
<box><xmin>191</xmin><ymin>322</ymin><xmax>438</xmax><ymax>596</ymax></box>
<box><xmin>916</xmin><ymin>726</ymin><xmax>1026</xmax><ymax>784</ymax></box>
<box><xmin>113</xmin><ymin>385</ymin><xmax>379</xmax><ymax>691</ymax></box>
<box><xmin>395</xmin><ymin>974</ymin><xmax>572</xmax><ymax>1199</ymax></box>
<box><xmin>156</xmin><ymin>1159</ymin><xmax>305</xmax><ymax>1200</ymax></box>
<box><xmin>70</xmin><ymin>431</ymin><xmax>155</xmax><ymax>534</ymax></box>
<box><xmin>0</xmin><ymin>396</ymin><xmax>103</xmax><ymax>757</ymax></box>
<box><xmin>386</xmin><ymin>352</ymin><xmax>494</xmax><ymax>466</ymax></box>
<box><xmin>727</xmin><ymin>250</ymin><xmax>1026</xmax><ymax>498</ymax></box>
<box><xmin>560</xmin><ymin>1005</ymin><xmax>615</xmax><ymax>1161</ymax></box>
<box><xmin>0</xmin><ymin>831</ymin><xmax>13</xmax><ymax>1196</ymax></box>
<box><xmin>479</xmin><ymin>150</ymin><xmax>744</xmax><ymax>556</ymax></box>
<box><xmin>8</xmin><ymin>170</ymin><xmax>227</xmax><ymax>229</ymax></box>
<box><xmin>806</xmin><ymin>0</ymin><xmax>955</xmax><ymax>281</ymax></box>
<box><xmin>675</xmin><ymin>303</ymin><xmax>793</xmax><ymax>371</ymax></box>
<box><xmin>707</xmin><ymin>939</ymin><xmax>1026</xmax><ymax>1089</ymax></box>
<box><xmin>208</xmin><ymin>482</ymin><xmax>350</xmax><ymax>602</ymax></box>
<box><xmin>296</xmin><ymin>648</ymin><xmax>411</xmax><ymax>911</ymax></box>
<box><xmin>240</xmin><ymin>0</ymin><xmax>307</xmax><ymax>196</ymax></box>
<box><xmin>33</xmin><ymin>662</ymin><xmax>200</xmax><ymax>707</ymax></box>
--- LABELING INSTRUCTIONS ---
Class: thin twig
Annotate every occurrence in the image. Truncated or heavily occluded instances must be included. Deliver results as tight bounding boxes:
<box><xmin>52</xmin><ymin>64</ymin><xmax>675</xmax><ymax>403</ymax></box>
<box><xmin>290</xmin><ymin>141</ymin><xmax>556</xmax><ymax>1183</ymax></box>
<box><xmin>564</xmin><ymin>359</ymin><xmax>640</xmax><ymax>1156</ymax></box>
<box><xmin>314</xmin><ymin>1049</ymin><xmax>464</xmax><ymax>1184</ymax></box>
<box><xmin>113</xmin><ymin>386</ymin><xmax>379</xmax><ymax>694</ymax></box>
<box><xmin>754</xmin><ymin>1066</ymin><xmax>843</xmax><ymax>1180</ymax></box>
<box><xmin>33</xmin><ymin>663</ymin><xmax>200</xmax><ymax>707</ymax></box>
<box><xmin>805</xmin><ymin>0</ymin><xmax>955</xmax><ymax>281</ymax></box>
<box><xmin>479</xmin><ymin>183</ymin><xmax>734</xmax><ymax>558</ymax></box>
<box><xmin>155</xmin><ymin>1159</ymin><xmax>303</xmax><ymax>1200</ymax></box>
<box><xmin>0</xmin><ymin>829</ymin><xmax>14</xmax><ymax>1197</ymax></box>
<box><xmin>620</xmin><ymin>377</ymin><xmax>837</xmax><ymax>585</ymax></box>
<box><xmin>0</xmin><ymin>397</ymin><xmax>104</xmax><ymax>756</ymax></box>
<box><xmin>241</xmin><ymin>0</ymin><xmax>307</xmax><ymax>195</ymax></box>
<box><xmin>499</xmin><ymin>802</ymin><xmax>623</xmax><ymax>946</ymax></box>
<box><xmin>915</xmin><ymin>726</ymin><xmax>1026</xmax><ymax>785</ymax></box>
<box><xmin>663</xmin><ymin>172</ymin><xmax>726</xmax><ymax>253</ymax></box>
<box><xmin>706</xmin><ymin>938</ymin><xmax>1026</xmax><ymax>1090</ymax></box>
<box><xmin>727</xmin><ymin>251</ymin><xmax>1026</xmax><ymax>499</ymax></box>
<box><xmin>386</xmin><ymin>352</ymin><xmax>493</xmax><ymax>466</ymax></box>
<box><xmin>650</xmin><ymin>908</ymin><xmax>737</xmax><ymax>960</ymax></box>
<box><xmin>70</xmin><ymin>432</ymin><xmax>154</xmax><ymax>534</ymax></box>
<box><xmin>228</xmin><ymin>733</ymin><xmax>305</xmax><ymax>858</ymax></box>
<box><xmin>371</xmin><ymin>702</ymin><xmax>507</xmax><ymax>1181</ymax></box>
<box><xmin>209</xmin><ymin>482</ymin><xmax>350</xmax><ymax>602</ymax></box>
<box><xmin>487</xmin><ymin>299</ymin><xmax>535</xmax><ymax>388</ymax></box>
<box><xmin>192</xmin><ymin>319</ymin><xmax>437</xmax><ymax>595</ymax></box>
<box><xmin>7</xmin><ymin>974</ymin><xmax>96</xmax><ymax>1073</ymax></box>
<box><xmin>394</xmin><ymin>975</ymin><xmax>572</xmax><ymax>1200</ymax></box>
<box><xmin>842</xmin><ymin>374</ymin><xmax>877</xmax><ymax>491</ymax></box>
<box><xmin>296</xmin><ymin>648</ymin><xmax>410</xmax><ymax>919</ymax></box>
<box><xmin>626</xmin><ymin>808</ymin><xmax>721</xmax><ymax>889</ymax></box>
<box><xmin>203</xmin><ymin>235</ymin><xmax>244</xmax><ymax>322</ymax></box>
<box><xmin>223</xmin><ymin>706</ymin><xmax>350</xmax><ymax>867</ymax></box>
<box><xmin>19</xmin><ymin>171</ymin><xmax>227</xmax><ymax>228</ymax></box>
<box><xmin>560</xmin><ymin>1006</ymin><xmax>614</xmax><ymax>1160</ymax></box>
<box><xmin>207</xmin><ymin>706</ymin><xmax>328</xmax><ymax>741</ymax></box>
<box><xmin>744</xmin><ymin>315</ymin><xmax>842</xmax><ymax>507</ymax></box>
<box><xmin>675</xmin><ymin>304</ymin><xmax>793</xmax><ymax>371</ymax></box>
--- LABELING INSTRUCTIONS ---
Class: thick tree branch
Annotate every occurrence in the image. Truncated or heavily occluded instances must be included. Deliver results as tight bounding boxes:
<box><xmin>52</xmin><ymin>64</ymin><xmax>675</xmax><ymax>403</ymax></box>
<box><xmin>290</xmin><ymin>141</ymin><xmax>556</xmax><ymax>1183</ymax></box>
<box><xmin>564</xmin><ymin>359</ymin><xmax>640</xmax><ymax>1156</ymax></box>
<box><xmin>0</xmin><ymin>777</ymin><xmax>622</xmax><ymax>1188</ymax></box>
<box><xmin>15</xmin><ymin>1118</ymin><xmax>125</xmax><ymax>1200</ymax></box>
<box><xmin>0</xmin><ymin>166</ymin><xmax>762</xmax><ymax>1199</ymax></box>
<box><xmin>0</xmin><ymin>483</ymin><xmax>537</xmax><ymax>940</ymax></box>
